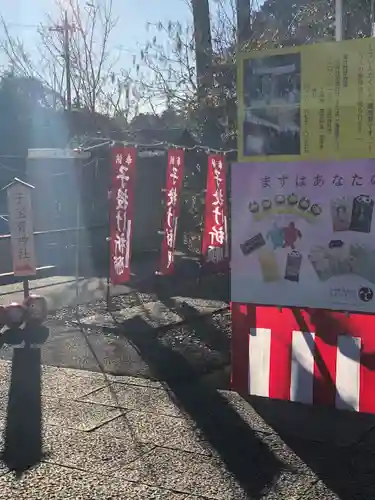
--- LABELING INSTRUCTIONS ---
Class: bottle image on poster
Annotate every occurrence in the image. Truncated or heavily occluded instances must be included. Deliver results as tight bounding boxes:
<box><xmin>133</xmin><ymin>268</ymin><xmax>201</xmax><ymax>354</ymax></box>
<box><xmin>231</xmin><ymin>159</ymin><xmax>375</xmax><ymax>314</ymax></box>
<box><xmin>258</xmin><ymin>248</ymin><xmax>281</xmax><ymax>282</ymax></box>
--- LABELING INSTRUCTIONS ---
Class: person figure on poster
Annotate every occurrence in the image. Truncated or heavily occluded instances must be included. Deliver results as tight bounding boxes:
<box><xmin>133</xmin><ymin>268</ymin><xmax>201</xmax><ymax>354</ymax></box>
<box><xmin>282</xmin><ymin>222</ymin><xmax>302</xmax><ymax>250</ymax></box>
<box><xmin>266</xmin><ymin>223</ymin><xmax>284</xmax><ymax>250</ymax></box>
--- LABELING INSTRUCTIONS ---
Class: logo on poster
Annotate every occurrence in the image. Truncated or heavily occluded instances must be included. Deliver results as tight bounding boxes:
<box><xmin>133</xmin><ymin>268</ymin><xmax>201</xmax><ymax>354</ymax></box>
<box><xmin>330</xmin><ymin>287</ymin><xmax>374</xmax><ymax>303</ymax></box>
<box><xmin>358</xmin><ymin>287</ymin><xmax>374</xmax><ymax>302</ymax></box>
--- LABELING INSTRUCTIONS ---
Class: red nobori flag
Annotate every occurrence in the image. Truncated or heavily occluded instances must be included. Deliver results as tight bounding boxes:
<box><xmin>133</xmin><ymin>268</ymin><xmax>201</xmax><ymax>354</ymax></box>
<box><xmin>159</xmin><ymin>149</ymin><xmax>185</xmax><ymax>274</ymax></box>
<box><xmin>202</xmin><ymin>154</ymin><xmax>228</xmax><ymax>268</ymax></box>
<box><xmin>110</xmin><ymin>147</ymin><xmax>136</xmax><ymax>284</ymax></box>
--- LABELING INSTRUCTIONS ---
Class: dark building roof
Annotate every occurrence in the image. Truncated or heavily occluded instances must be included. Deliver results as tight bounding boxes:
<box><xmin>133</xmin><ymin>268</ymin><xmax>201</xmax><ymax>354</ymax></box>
<box><xmin>80</xmin><ymin>126</ymin><xmax>199</xmax><ymax>154</ymax></box>
<box><xmin>122</xmin><ymin>127</ymin><xmax>198</xmax><ymax>148</ymax></box>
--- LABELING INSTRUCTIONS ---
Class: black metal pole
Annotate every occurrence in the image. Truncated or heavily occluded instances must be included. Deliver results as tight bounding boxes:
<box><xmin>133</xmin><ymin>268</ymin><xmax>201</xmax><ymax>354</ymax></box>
<box><xmin>23</xmin><ymin>278</ymin><xmax>29</xmax><ymax>299</ymax></box>
<box><xmin>106</xmin><ymin>173</ymin><xmax>112</xmax><ymax>312</ymax></box>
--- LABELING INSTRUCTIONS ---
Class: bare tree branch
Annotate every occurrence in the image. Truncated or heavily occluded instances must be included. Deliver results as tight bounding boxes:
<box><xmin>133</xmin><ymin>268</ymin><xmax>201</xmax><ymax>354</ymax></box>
<box><xmin>0</xmin><ymin>0</ymin><xmax>137</xmax><ymax>117</ymax></box>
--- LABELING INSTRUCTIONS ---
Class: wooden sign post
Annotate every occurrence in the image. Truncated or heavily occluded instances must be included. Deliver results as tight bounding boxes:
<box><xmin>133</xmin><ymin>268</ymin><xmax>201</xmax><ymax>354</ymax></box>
<box><xmin>3</xmin><ymin>178</ymin><xmax>36</xmax><ymax>299</ymax></box>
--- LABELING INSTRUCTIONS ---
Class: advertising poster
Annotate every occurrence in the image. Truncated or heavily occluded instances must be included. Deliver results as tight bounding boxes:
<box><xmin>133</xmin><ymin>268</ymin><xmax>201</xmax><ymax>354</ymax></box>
<box><xmin>237</xmin><ymin>38</ymin><xmax>375</xmax><ymax>162</ymax></box>
<box><xmin>110</xmin><ymin>147</ymin><xmax>136</xmax><ymax>285</ymax></box>
<box><xmin>231</xmin><ymin>159</ymin><xmax>375</xmax><ymax>313</ymax></box>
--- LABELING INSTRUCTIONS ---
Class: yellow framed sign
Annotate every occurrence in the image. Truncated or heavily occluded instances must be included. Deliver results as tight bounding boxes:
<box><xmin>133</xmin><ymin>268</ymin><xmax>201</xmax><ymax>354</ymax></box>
<box><xmin>238</xmin><ymin>38</ymin><xmax>375</xmax><ymax>162</ymax></box>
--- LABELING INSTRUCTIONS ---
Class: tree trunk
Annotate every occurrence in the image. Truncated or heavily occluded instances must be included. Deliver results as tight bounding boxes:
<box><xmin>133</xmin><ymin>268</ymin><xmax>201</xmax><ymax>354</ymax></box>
<box><xmin>236</xmin><ymin>0</ymin><xmax>251</xmax><ymax>45</ymax></box>
<box><xmin>191</xmin><ymin>0</ymin><xmax>213</xmax><ymax>95</ymax></box>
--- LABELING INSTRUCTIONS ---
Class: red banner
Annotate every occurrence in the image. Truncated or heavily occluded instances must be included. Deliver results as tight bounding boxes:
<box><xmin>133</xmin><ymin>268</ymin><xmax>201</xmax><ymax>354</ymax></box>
<box><xmin>159</xmin><ymin>149</ymin><xmax>185</xmax><ymax>274</ymax></box>
<box><xmin>202</xmin><ymin>154</ymin><xmax>228</xmax><ymax>268</ymax></box>
<box><xmin>110</xmin><ymin>147</ymin><xmax>136</xmax><ymax>284</ymax></box>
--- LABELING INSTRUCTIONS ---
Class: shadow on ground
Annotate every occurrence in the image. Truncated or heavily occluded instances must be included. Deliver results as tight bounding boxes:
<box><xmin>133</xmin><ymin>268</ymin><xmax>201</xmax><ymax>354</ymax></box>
<box><xmin>116</xmin><ymin>314</ymin><xmax>285</xmax><ymax>499</ymax></box>
<box><xmin>111</xmin><ymin>307</ymin><xmax>375</xmax><ymax>499</ymax></box>
<box><xmin>40</xmin><ymin>254</ymin><xmax>228</xmax><ymax>320</ymax></box>
<box><xmin>154</xmin><ymin>293</ymin><xmax>230</xmax><ymax>356</ymax></box>
<box><xmin>101</xmin><ymin>298</ymin><xmax>231</xmax><ymax>381</ymax></box>
<box><xmin>134</xmin><ymin>256</ymin><xmax>229</xmax><ymax>303</ymax></box>
<box><xmin>251</xmin><ymin>395</ymin><xmax>375</xmax><ymax>499</ymax></box>
<box><xmin>0</xmin><ymin>324</ymin><xmax>49</xmax><ymax>477</ymax></box>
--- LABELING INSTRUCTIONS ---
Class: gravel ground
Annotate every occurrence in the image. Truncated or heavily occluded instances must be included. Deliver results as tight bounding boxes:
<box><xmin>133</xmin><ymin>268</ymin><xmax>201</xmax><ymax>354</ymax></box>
<box><xmin>0</xmin><ymin>463</ymin><xmax>187</xmax><ymax>500</ymax></box>
<box><xmin>0</xmin><ymin>270</ymin><xmax>230</xmax><ymax>383</ymax></box>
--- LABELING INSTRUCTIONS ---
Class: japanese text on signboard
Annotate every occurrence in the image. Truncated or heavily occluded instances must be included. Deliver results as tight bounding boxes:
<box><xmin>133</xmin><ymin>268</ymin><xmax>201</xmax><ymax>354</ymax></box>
<box><xmin>259</xmin><ymin>172</ymin><xmax>375</xmax><ymax>189</ymax></box>
<box><xmin>160</xmin><ymin>149</ymin><xmax>184</xmax><ymax>274</ymax></box>
<box><xmin>202</xmin><ymin>155</ymin><xmax>228</xmax><ymax>266</ymax></box>
<box><xmin>7</xmin><ymin>182</ymin><xmax>36</xmax><ymax>277</ymax></box>
<box><xmin>238</xmin><ymin>38</ymin><xmax>375</xmax><ymax>162</ymax></box>
<box><xmin>110</xmin><ymin>147</ymin><xmax>136</xmax><ymax>284</ymax></box>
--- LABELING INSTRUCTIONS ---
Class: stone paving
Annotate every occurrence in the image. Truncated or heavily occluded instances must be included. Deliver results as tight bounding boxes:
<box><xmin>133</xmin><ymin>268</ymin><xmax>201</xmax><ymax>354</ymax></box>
<box><xmin>0</xmin><ymin>358</ymin><xmax>374</xmax><ymax>499</ymax></box>
<box><xmin>0</xmin><ymin>266</ymin><xmax>375</xmax><ymax>498</ymax></box>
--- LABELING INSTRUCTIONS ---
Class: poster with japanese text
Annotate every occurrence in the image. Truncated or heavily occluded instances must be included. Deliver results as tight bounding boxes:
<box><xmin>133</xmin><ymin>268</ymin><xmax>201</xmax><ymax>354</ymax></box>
<box><xmin>231</xmin><ymin>160</ymin><xmax>375</xmax><ymax>313</ymax></box>
<box><xmin>160</xmin><ymin>149</ymin><xmax>184</xmax><ymax>274</ymax></box>
<box><xmin>110</xmin><ymin>147</ymin><xmax>136</xmax><ymax>285</ymax></box>
<box><xmin>7</xmin><ymin>181</ymin><xmax>36</xmax><ymax>277</ymax></box>
<box><xmin>237</xmin><ymin>38</ymin><xmax>375</xmax><ymax>162</ymax></box>
<box><xmin>202</xmin><ymin>155</ymin><xmax>229</xmax><ymax>268</ymax></box>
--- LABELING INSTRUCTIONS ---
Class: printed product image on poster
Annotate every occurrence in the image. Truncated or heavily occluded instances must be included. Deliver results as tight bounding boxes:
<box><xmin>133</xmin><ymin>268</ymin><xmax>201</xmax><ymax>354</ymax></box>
<box><xmin>308</xmin><ymin>247</ymin><xmax>332</xmax><ymax>282</ymax></box>
<box><xmin>308</xmin><ymin>241</ymin><xmax>375</xmax><ymax>283</ymax></box>
<box><xmin>258</xmin><ymin>248</ymin><xmax>281</xmax><ymax>282</ymax></box>
<box><xmin>266</xmin><ymin>223</ymin><xmax>284</xmax><ymax>250</ymax></box>
<box><xmin>285</xmin><ymin>251</ymin><xmax>303</xmax><ymax>282</ymax></box>
<box><xmin>242</xmin><ymin>52</ymin><xmax>301</xmax><ymax>157</ymax></box>
<box><xmin>331</xmin><ymin>197</ymin><xmax>353</xmax><ymax>232</ymax></box>
<box><xmin>240</xmin><ymin>232</ymin><xmax>266</xmax><ymax>255</ymax></box>
<box><xmin>330</xmin><ymin>195</ymin><xmax>374</xmax><ymax>233</ymax></box>
<box><xmin>350</xmin><ymin>244</ymin><xmax>375</xmax><ymax>284</ymax></box>
<box><xmin>349</xmin><ymin>195</ymin><xmax>374</xmax><ymax>233</ymax></box>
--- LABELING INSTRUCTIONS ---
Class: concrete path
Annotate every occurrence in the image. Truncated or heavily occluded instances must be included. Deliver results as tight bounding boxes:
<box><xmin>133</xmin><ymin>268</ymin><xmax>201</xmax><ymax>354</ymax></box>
<box><xmin>0</xmin><ymin>358</ymin><xmax>374</xmax><ymax>499</ymax></box>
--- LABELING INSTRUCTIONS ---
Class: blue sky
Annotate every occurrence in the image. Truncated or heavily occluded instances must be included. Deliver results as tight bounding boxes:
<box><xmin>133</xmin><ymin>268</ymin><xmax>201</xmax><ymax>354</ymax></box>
<box><xmin>0</xmin><ymin>1</ymin><xmax>264</xmax><ymax>71</ymax></box>
<box><xmin>0</xmin><ymin>0</ymin><xmax>191</xmax><ymax>39</ymax></box>
<box><xmin>0</xmin><ymin>0</ymin><xmax>193</xmax><ymax>72</ymax></box>
<box><xmin>0</xmin><ymin>0</ymin><xmax>264</xmax><ymax>110</ymax></box>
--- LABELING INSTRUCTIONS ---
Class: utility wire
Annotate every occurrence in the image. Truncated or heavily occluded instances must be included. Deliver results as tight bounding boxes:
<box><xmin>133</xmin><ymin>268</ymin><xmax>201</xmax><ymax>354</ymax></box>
<box><xmin>0</xmin><ymin>141</ymin><xmax>237</xmax><ymax>164</ymax></box>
